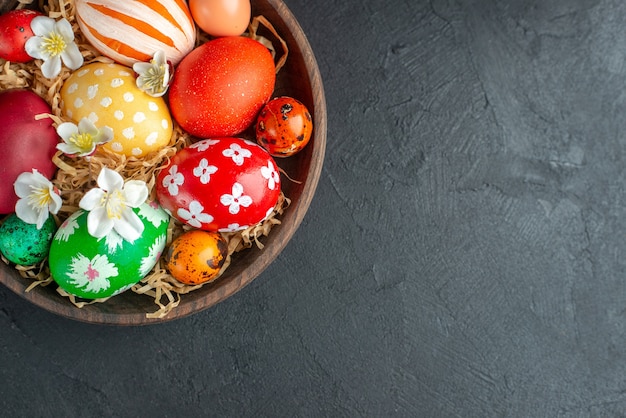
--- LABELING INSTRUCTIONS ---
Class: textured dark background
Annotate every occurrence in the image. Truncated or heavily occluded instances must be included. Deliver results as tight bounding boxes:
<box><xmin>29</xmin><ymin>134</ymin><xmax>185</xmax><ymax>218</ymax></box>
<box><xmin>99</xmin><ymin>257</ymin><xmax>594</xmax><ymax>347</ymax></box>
<box><xmin>3</xmin><ymin>0</ymin><xmax>626</xmax><ymax>416</ymax></box>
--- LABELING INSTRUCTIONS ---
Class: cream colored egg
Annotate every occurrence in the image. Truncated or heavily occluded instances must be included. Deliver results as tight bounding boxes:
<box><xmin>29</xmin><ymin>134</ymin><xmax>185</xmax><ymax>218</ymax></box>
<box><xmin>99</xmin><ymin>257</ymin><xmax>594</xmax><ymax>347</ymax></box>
<box><xmin>60</xmin><ymin>62</ymin><xmax>173</xmax><ymax>158</ymax></box>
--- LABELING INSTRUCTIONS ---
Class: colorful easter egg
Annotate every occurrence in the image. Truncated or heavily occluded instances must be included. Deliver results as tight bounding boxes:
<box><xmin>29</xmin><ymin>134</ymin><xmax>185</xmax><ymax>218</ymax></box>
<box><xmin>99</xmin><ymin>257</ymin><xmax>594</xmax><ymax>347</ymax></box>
<box><xmin>0</xmin><ymin>9</ymin><xmax>42</xmax><ymax>63</ymax></box>
<box><xmin>164</xmin><ymin>230</ymin><xmax>228</xmax><ymax>285</ymax></box>
<box><xmin>75</xmin><ymin>0</ymin><xmax>196</xmax><ymax>66</ymax></box>
<box><xmin>189</xmin><ymin>0</ymin><xmax>250</xmax><ymax>37</ymax></box>
<box><xmin>168</xmin><ymin>36</ymin><xmax>275</xmax><ymax>138</ymax></box>
<box><xmin>256</xmin><ymin>96</ymin><xmax>313</xmax><ymax>157</ymax></box>
<box><xmin>156</xmin><ymin>137</ymin><xmax>281</xmax><ymax>232</ymax></box>
<box><xmin>48</xmin><ymin>202</ymin><xmax>169</xmax><ymax>299</ymax></box>
<box><xmin>60</xmin><ymin>62</ymin><xmax>173</xmax><ymax>158</ymax></box>
<box><xmin>0</xmin><ymin>89</ymin><xmax>58</xmax><ymax>214</ymax></box>
<box><xmin>0</xmin><ymin>213</ymin><xmax>56</xmax><ymax>265</ymax></box>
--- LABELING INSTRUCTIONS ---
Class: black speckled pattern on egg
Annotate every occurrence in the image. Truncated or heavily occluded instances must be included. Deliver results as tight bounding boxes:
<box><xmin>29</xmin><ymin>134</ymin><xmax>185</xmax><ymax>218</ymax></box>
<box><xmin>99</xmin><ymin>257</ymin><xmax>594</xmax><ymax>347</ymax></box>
<box><xmin>0</xmin><ymin>214</ymin><xmax>56</xmax><ymax>265</ymax></box>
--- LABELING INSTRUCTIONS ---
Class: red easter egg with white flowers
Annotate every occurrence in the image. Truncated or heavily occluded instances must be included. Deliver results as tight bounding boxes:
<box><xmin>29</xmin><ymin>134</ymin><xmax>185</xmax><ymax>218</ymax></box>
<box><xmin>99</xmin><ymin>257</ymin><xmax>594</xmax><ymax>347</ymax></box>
<box><xmin>156</xmin><ymin>137</ymin><xmax>281</xmax><ymax>232</ymax></box>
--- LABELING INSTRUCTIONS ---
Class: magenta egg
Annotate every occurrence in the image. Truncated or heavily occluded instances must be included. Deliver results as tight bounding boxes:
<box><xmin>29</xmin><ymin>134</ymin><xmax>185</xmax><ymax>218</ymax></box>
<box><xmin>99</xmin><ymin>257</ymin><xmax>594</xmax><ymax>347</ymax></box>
<box><xmin>0</xmin><ymin>89</ymin><xmax>58</xmax><ymax>214</ymax></box>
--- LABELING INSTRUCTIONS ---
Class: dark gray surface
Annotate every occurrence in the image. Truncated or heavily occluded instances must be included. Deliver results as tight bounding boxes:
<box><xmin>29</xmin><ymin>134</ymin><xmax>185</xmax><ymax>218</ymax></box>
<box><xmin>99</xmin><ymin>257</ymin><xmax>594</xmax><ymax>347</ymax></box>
<box><xmin>2</xmin><ymin>0</ymin><xmax>626</xmax><ymax>416</ymax></box>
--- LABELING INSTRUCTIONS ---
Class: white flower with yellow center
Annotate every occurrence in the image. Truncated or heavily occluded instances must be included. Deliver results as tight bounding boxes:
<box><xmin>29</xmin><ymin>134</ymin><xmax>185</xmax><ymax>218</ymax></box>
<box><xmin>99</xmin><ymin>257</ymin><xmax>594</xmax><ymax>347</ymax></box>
<box><xmin>25</xmin><ymin>16</ymin><xmax>83</xmax><ymax>79</ymax></box>
<box><xmin>14</xmin><ymin>169</ymin><xmax>62</xmax><ymax>229</ymax></box>
<box><xmin>133</xmin><ymin>50</ymin><xmax>171</xmax><ymax>97</ymax></box>
<box><xmin>79</xmin><ymin>168</ymin><xmax>148</xmax><ymax>242</ymax></box>
<box><xmin>56</xmin><ymin>118</ymin><xmax>113</xmax><ymax>157</ymax></box>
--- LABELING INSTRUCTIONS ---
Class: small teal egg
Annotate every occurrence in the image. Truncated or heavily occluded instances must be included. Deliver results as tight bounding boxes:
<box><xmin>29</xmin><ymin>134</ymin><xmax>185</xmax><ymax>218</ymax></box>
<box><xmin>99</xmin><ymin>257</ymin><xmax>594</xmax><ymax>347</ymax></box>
<box><xmin>0</xmin><ymin>214</ymin><xmax>56</xmax><ymax>265</ymax></box>
<box><xmin>48</xmin><ymin>201</ymin><xmax>169</xmax><ymax>299</ymax></box>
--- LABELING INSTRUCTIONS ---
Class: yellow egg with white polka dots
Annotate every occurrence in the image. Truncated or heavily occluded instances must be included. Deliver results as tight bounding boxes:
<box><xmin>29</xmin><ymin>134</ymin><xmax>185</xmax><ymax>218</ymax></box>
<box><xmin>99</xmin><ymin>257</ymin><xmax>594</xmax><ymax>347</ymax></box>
<box><xmin>60</xmin><ymin>62</ymin><xmax>173</xmax><ymax>158</ymax></box>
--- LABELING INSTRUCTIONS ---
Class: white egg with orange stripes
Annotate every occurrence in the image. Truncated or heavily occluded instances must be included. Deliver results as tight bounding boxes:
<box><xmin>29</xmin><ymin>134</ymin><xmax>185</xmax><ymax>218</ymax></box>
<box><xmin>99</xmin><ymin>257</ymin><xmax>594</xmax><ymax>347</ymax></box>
<box><xmin>74</xmin><ymin>0</ymin><xmax>196</xmax><ymax>66</ymax></box>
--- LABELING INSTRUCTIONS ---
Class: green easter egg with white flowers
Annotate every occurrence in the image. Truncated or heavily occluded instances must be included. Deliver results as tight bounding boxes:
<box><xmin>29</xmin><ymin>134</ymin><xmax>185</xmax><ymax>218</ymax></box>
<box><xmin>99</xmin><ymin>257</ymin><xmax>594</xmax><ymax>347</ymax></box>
<box><xmin>49</xmin><ymin>202</ymin><xmax>169</xmax><ymax>299</ymax></box>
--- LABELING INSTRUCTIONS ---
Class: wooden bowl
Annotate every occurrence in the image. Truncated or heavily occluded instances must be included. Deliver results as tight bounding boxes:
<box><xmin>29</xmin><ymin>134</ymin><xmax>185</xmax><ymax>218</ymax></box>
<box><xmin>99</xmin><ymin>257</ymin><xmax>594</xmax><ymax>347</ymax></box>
<box><xmin>0</xmin><ymin>0</ymin><xmax>326</xmax><ymax>325</ymax></box>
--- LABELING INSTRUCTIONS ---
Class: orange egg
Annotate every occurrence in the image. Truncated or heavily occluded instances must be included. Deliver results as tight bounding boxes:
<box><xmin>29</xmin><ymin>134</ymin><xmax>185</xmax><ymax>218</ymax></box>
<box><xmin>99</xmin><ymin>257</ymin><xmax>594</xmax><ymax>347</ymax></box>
<box><xmin>165</xmin><ymin>230</ymin><xmax>228</xmax><ymax>285</ymax></box>
<box><xmin>256</xmin><ymin>96</ymin><xmax>313</xmax><ymax>157</ymax></box>
<box><xmin>189</xmin><ymin>0</ymin><xmax>251</xmax><ymax>37</ymax></box>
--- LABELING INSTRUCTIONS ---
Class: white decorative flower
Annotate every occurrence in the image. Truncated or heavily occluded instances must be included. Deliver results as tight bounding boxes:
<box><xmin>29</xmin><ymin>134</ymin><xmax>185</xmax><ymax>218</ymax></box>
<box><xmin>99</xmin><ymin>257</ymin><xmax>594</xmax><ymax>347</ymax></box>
<box><xmin>102</xmin><ymin>230</ymin><xmax>124</xmax><ymax>254</ymax></box>
<box><xmin>177</xmin><ymin>201</ymin><xmax>213</xmax><ymax>228</ymax></box>
<box><xmin>14</xmin><ymin>169</ymin><xmax>62</xmax><ymax>229</ymax></box>
<box><xmin>220</xmin><ymin>182</ymin><xmax>252</xmax><ymax>215</ymax></box>
<box><xmin>133</xmin><ymin>50</ymin><xmax>172</xmax><ymax>97</ymax></box>
<box><xmin>79</xmin><ymin>167</ymin><xmax>148</xmax><ymax>242</ymax></box>
<box><xmin>55</xmin><ymin>211</ymin><xmax>82</xmax><ymax>242</ymax></box>
<box><xmin>137</xmin><ymin>201</ymin><xmax>169</xmax><ymax>228</ymax></box>
<box><xmin>223</xmin><ymin>143</ymin><xmax>252</xmax><ymax>166</ymax></box>
<box><xmin>260</xmin><ymin>161</ymin><xmax>280</xmax><ymax>191</ymax></box>
<box><xmin>25</xmin><ymin>16</ymin><xmax>84</xmax><ymax>79</ymax></box>
<box><xmin>190</xmin><ymin>139</ymin><xmax>220</xmax><ymax>152</ymax></box>
<box><xmin>193</xmin><ymin>158</ymin><xmax>218</xmax><ymax>184</ymax></box>
<box><xmin>56</xmin><ymin>118</ymin><xmax>113</xmax><ymax>157</ymax></box>
<box><xmin>139</xmin><ymin>234</ymin><xmax>166</xmax><ymax>277</ymax></box>
<box><xmin>218</xmin><ymin>223</ymin><xmax>248</xmax><ymax>232</ymax></box>
<box><xmin>66</xmin><ymin>253</ymin><xmax>118</xmax><ymax>294</ymax></box>
<box><xmin>162</xmin><ymin>165</ymin><xmax>184</xmax><ymax>196</ymax></box>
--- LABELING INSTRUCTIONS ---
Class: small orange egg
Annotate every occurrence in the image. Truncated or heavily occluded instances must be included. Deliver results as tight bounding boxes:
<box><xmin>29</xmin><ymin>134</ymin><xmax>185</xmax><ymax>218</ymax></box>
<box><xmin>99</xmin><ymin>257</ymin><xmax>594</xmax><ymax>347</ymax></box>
<box><xmin>189</xmin><ymin>0</ymin><xmax>251</xmax><ymax>37</ymax></box>
<box><xmin>256</xmin><ymin>96</ymin><xmax>313</xmax><ymax>157</ymax></box>
<box><xmin>165</xmin><ymin>230</ymin><xmax>228</xmax><ymax>285</ymax></box>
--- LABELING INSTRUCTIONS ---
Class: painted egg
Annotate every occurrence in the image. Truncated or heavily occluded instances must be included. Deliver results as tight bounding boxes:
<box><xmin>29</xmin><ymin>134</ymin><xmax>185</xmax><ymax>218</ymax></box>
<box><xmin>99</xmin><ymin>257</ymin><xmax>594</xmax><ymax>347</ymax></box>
<box><xmin>189</xmin><ymin>0</ymin><xmax>251</xmax><ymax>37</ymax></box>
<box><xmin>0</xmin><ymin>89</ymin><xmax>58</xmax><ymax>214</ymax></box>
<box><xmin>165</xmin><ymin>230</ymin><xmax>228</xmax><ymax>285</ymax></box>
<box><xmin>156</xmin><ymin>137</ymin><xmax>281</xmax><ymax>232</ymax></box>
<box><xmin>48</xmin><ymin>202</ymin><xmax>169</xmax><ymax>299</ymax></box>
<box><xmin>75</xmin><ymin>0</ymin><xmax>196</xmax><ymax>67</ymax></box>
<box><xmin>256</xmin><ymin>96</ymin><xmax>313</xmax><ymax>157</ymax></box>
<box><xmin>60</xmin><ymin>62</ymin><xmax>173</xmax><ymax>158</ymax></box>
<box><xmin>0</xmin><ymin>214</ymin><xmax>56</xmax><ymax>265</ymax></box>
<box><xmin>0</xmin><ymin>9</ymin><xmax>42</xmax><ymax>63</ymax></box>
<box><xmin>168</xmin><ymin>36</ymin><xmax>276</xmax><ymax>138</ymax></box>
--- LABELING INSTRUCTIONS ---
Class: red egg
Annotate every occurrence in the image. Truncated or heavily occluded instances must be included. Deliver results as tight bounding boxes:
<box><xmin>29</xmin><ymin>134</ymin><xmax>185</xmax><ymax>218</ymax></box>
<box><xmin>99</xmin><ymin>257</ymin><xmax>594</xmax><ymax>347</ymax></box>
<box><xmin>0</xmin><ymin>89</ymin><xmax>58</xmax><ymax>214</ymax></box>
<box><xmin>0</xmin><ymin>9</ymin><xmax>42</xmax><ymax>63</ymax></box>
<box><xmin>168</xmin><ymin>36</ymin><xmax>275</xmax><ymax>138</ymax></box>
<box><xmin>156</xmin><ymin>137</ymin><xmax>281</xmax><ymax>232</ymax></box>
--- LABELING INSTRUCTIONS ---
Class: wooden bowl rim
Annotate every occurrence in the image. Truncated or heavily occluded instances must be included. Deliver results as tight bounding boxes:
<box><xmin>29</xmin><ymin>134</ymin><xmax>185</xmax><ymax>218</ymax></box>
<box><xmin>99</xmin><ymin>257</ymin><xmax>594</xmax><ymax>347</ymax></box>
<box><xmin>0</xmin><ymin>0</ymin><xmax>327</xmax><ymax>325</ymax></box>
